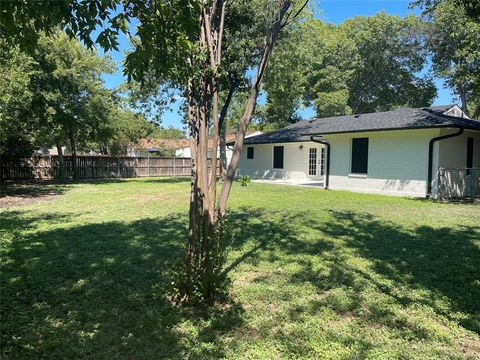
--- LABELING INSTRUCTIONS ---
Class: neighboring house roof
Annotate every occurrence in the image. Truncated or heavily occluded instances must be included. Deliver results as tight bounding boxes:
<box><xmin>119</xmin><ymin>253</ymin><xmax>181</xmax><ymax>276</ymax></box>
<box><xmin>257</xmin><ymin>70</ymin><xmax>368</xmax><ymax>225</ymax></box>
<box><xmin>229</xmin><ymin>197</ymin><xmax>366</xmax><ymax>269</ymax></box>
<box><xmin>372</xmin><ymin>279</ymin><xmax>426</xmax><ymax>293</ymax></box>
<box><xmin>174</xmin><ymin>132</ymin><xmax>261</xmax><ymax>151</ymax></box>
<box><xmin>137</xmin><ymin>138</ymin><xmax>190</xmax><ymax>151</ymax></box>
<box><xmin>175</xmin><ymin>134</ymin><xmax>238</xmax><ymax>151</ymax></box>
<box><xmin>240</xmin><ymin>105</ymin><xmax>480</xmax><ymax>145</ymax></box>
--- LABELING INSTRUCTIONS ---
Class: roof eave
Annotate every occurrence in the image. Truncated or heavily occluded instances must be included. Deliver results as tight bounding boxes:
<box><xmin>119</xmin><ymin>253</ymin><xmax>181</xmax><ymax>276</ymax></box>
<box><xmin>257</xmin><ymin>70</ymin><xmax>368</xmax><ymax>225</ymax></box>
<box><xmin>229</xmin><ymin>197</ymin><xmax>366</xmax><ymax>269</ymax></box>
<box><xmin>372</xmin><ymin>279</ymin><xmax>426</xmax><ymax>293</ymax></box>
<box><xmin>306</xmin><ymin>124</ymin><xmax>480</xmax><ymax>136</ymax></box>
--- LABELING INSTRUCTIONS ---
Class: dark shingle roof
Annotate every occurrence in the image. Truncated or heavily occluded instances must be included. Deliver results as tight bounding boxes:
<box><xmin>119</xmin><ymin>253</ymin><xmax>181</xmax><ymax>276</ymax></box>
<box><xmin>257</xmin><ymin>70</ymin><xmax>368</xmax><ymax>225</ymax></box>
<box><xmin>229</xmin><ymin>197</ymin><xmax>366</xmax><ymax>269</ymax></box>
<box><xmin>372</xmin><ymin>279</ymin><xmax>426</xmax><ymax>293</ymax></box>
<box><xmin>241</xmin><ymin>106</ymin><xmax>480</xmax><ymax>145</ymax></box>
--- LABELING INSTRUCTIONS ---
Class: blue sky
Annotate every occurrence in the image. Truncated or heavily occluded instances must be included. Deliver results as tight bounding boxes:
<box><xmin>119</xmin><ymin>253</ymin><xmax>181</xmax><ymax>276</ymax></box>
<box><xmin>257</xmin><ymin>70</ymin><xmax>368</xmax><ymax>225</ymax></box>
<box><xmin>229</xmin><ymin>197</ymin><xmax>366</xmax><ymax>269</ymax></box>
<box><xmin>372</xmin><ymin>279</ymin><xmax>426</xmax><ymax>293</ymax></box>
<box><xmin>101</xmin><ymin>0</ymin><xmax>454</xmax><ymax>129</ymax></box>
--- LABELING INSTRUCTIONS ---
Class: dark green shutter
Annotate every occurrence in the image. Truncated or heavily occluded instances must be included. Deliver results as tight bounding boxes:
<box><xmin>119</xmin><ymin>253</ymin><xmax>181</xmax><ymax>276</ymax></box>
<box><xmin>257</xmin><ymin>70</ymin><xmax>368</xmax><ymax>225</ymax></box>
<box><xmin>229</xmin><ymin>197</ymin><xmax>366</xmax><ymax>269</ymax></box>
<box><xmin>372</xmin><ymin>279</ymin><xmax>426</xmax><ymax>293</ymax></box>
<box><xmin>247</xmin><ymin>147</ymin><xmax>254</xmax><ymax>159</ymax></box>
<box><xmin>351</xmin><ymin>138</ymin><xmax>369</xmax><ymax>174</ymax></box>
<box><xmin>467</xmin><ymin>138</ymin><xmax>473</xmax><ymax>169</ymax></box>
<box><xmin>273</xmin><ymin>146</ymin><xmax>284</xmax><ymax>169</ymax></box>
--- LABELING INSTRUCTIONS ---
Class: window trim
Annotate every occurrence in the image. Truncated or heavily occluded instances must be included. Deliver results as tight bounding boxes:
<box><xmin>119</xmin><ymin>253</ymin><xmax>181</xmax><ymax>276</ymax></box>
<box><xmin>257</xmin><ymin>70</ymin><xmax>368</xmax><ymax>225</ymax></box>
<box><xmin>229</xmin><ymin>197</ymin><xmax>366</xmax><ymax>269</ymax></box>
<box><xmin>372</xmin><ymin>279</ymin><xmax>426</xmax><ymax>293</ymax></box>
<box><xmin>350</xmin><ymin>137</ymin><xmax>369</xmax><ymax>175</ymax></box>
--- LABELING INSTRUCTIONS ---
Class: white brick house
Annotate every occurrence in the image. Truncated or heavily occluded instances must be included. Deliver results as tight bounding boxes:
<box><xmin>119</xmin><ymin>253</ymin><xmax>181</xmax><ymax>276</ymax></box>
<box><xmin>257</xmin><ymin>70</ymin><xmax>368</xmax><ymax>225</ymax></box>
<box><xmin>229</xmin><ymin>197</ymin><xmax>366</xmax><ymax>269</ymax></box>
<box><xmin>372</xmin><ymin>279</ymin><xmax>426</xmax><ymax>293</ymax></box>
<box><xmin>234</xmin><ymin>105</ymin><xmax>480</xmax><ymax>198</ymax></box>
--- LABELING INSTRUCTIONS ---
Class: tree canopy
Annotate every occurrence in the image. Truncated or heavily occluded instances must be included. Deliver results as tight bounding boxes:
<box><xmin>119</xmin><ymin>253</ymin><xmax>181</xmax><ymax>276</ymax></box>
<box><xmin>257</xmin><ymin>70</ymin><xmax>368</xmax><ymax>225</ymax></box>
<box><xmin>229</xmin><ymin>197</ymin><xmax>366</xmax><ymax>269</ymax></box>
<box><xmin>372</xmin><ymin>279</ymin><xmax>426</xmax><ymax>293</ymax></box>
<box><xmin>425</xmin><ymin>0</ymin><xmax>480</xmax><ymax>118</ymax></box>
<box><xmin>262</xmin><ymin>12</ymin><xmax>437</xmax><ymax>127</ymax></box>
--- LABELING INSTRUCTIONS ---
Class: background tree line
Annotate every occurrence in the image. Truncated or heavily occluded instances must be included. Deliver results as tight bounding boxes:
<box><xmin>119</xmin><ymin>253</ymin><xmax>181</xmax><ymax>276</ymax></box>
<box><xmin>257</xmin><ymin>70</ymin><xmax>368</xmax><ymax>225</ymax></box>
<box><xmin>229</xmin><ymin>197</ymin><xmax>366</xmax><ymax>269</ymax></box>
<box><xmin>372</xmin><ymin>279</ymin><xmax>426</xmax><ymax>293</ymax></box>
<box><xmin>219</xmin><ymin>0</ymin><xmax>478</xmax><ymax>129</ymax></box>
<box><xmin>0</xmin><ymin>31</ymin><xmax>185</xmax><ymax>165</ymax></box>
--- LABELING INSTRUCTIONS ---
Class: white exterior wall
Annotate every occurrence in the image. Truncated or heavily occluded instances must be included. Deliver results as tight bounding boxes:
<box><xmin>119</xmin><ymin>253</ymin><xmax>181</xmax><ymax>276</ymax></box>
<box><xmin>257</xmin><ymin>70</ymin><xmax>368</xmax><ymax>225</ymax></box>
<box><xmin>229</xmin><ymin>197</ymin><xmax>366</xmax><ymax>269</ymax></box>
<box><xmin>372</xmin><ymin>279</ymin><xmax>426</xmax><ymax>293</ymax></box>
<box><xmin>437</xmin><ymin>129</ymin><xmax>480</xmax><ymax>169</ymax></box>
<box><xmin>236</xmin><ymin>127</ymin><xmax>479</xmax><ymax>198</ymax></box>
<box><xmin>432</xmin><ymin>129</ymin><xmax>480</xmax><ymax>199</ymax></box>
<box><xmin>175</xmin><ymin>147</ymin><xmax>191</xmax><ymax>158</ymax></box>
<box><xmin>237</xmin><ymin>141</ymin><xmax>325</xmax><ymax>180</ymax></box>
<box><xmin>325</xmin><ymin>129</ymin><xmax>441</xmax><ymax>197</ymax></box>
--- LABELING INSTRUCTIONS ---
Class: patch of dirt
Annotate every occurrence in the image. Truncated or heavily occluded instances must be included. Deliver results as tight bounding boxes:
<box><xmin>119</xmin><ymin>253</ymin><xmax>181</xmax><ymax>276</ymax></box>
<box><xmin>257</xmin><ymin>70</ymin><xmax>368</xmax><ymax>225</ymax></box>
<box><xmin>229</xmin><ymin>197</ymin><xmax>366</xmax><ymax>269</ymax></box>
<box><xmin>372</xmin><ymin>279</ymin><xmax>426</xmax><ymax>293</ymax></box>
<box><xmin>0</xmin><ymin>183</ymin><xmax>66</xmax><ymax>208</ymax></box>
<box><xmin>456</xmin><ymin>335</ymin><xmax>480</xmax><ymax>358</ymax></box>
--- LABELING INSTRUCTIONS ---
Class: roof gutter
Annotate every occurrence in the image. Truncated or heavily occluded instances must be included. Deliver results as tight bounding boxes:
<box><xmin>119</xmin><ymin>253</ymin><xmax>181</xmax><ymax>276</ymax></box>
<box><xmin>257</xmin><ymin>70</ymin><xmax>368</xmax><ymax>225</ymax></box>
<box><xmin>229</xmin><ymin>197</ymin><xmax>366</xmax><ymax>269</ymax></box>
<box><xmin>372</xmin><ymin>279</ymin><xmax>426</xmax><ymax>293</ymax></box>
<box><xmin>427</xmin><ymin>127</ymin><xmax>464</xmax><ymax>197</ymax></box>
<box><xmin>310</xmin><ymin>136</ymin><xmax>330</xmax><ymax>189</ymax></box>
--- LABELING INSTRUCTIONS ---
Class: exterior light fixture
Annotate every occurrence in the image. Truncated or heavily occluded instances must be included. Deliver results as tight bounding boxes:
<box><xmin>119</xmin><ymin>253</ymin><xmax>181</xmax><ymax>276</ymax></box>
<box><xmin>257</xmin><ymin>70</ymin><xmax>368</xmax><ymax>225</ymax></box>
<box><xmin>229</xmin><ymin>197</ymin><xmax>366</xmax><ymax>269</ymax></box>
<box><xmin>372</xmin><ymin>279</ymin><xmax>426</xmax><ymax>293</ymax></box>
<box><xmin>298</xmin><ymin>145</ymin><xmax>304</xmax><ymax>150</ymax></box>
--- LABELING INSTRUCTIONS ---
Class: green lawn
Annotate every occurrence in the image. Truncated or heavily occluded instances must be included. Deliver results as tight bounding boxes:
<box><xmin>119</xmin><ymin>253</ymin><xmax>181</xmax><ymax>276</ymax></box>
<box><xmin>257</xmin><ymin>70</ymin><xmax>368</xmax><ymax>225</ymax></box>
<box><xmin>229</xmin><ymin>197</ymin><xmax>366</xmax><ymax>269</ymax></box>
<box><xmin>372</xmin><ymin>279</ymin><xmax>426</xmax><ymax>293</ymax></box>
<box><xmin>1</xmin><ymin>178</ymin><xmax>479</xmax><ymax>359</ymax></box>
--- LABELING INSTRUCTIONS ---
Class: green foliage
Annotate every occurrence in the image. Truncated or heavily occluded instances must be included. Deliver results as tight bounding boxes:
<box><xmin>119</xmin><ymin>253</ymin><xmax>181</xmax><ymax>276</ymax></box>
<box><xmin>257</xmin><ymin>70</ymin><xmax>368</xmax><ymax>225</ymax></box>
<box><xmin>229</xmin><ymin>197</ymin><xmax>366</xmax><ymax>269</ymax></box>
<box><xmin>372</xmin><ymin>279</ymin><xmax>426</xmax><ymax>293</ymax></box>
<box><xmin>0</xmin><ymin>0</ymin><xmax>198</xmax><ymax>60</ymax></box>
<box><xmin>0</xmin><ymin>31</ymin><xmax>157</xmax><ymax>156</ymax></box>
<box><xmin>425</xmin><ymin>0</ymin><xmax>480</xmax><ymax>117</ymax></box>
<box><xmin>150</xmin><ymin>126</ymin><xmax>186</xmax><ymax>140</ymax></box>
<box><xmin>340</xmin><ymin>13</ymin><xmax>436</xmax><ymax>113</ymax></box>
<box><xmin>263</xmin><ymin>13</ymin><xmax>436</xmax><ymax>126</ymax></box>
<box><xmin>101</xmin><ymin>110</ymin><xmax>156</xmax><ymax>155</ymax></box>
<box><xmin>1</xmin><ymin>179</ymin><xmax>479</xmax><ymax>358</ymax></box>
<box><xmin>32</xmin><ymin>31</ymin><xmax>115</xmax><ymax>152</ymax></box>
<box><xmin>239</xmin><ymin>175</ymin><xmax>252</xmax><ymax>187</ymax></box>
<box><xmin>0</xmin><ymin>46</ymin><xmax>38</xmax><ymax>156</ymax></box>
<box><xmin>413</xmin><ymin>0</ymin><xmax>480</xmax><ymax>22</ymax></box>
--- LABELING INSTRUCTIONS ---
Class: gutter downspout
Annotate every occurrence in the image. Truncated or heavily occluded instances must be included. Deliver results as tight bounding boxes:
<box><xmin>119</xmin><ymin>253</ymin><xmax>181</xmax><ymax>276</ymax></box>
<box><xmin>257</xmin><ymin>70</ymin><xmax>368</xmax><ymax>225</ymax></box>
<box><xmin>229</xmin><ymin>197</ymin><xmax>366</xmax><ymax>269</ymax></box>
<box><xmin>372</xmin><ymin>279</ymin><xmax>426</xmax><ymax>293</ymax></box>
<box><xmin>310</xmin><ymin>136</ymin><xmax>330</xmax><ymax>189</ymax></box>
<box><xmin>427</xmin><ymin>127</ymin><xmax>464</xmax><ymax>197</ymax></box>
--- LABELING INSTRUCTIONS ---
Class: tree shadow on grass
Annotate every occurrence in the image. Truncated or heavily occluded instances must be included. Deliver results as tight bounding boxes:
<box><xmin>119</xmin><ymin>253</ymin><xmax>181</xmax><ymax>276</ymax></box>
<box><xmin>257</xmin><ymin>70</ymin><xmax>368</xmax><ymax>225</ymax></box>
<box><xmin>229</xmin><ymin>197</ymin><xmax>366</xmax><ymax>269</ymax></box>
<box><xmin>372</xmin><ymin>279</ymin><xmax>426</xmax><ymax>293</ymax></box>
<box><xmin>0</xmin><ymin>182</ymin><xmax>68</xmax><ymax>198</ymax></box>
<box><xmin>223</xmin><ymin>208</ymin><xmax>480</xmax><ymax>357</ymax></box>
<box><xmin>318</xmin><ymin>210</ymin><xmax>480</xmax><ymax>334</ymax></box>
<box><xmin>0</xmin><ymin>210</ymin><xmax>243</xmax><ymax>359</ymax></box>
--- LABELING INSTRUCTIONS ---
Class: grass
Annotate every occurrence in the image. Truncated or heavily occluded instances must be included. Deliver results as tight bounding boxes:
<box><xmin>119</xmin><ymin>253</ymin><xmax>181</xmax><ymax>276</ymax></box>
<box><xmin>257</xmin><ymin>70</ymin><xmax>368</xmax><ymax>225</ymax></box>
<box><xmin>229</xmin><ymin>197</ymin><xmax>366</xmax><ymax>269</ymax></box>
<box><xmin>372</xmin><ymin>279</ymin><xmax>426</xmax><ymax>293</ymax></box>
<box><xmin>1</xmin><ymin>178</ymin><xmax>479</xmax><ymax>359</ymax></box>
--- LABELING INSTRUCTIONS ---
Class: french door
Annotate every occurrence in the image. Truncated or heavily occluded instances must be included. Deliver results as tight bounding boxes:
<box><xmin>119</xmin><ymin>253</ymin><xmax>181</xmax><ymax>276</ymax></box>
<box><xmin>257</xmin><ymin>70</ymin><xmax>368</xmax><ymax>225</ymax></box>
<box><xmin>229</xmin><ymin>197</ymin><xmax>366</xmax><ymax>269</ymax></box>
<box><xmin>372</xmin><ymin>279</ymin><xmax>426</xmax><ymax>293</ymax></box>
<box><xmin>307</xmin><ymin>147</ymin><xmax>325</xmax><ymax>179</ymax></box>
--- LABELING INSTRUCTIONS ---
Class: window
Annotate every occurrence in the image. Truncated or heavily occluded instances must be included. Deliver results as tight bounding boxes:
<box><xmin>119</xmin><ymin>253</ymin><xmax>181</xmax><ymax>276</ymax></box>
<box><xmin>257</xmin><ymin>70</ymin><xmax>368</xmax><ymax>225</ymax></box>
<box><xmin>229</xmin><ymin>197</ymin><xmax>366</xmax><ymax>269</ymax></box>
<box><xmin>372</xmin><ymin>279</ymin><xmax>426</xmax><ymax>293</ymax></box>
<box><xmin>273</xmin><ymin>146</ymin><xmax>284</xmax><ymax>169</ymax></box>
<box><xmin>351</xmin><ymin>138</ymin><xmax>369</xmax><ymax>174</ymax></box>
<box><xmin>247</xmin><ymin>147</ymin><xmax>254</xmax><ymax>159</ymax></box>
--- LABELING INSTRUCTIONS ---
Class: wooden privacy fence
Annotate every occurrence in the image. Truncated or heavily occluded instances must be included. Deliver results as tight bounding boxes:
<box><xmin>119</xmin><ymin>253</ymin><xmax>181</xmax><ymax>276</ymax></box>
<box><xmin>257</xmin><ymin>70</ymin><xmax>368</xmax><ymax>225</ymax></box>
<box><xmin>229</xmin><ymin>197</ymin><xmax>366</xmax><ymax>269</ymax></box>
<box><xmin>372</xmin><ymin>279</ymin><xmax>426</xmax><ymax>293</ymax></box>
<box><xmin>0</xmin><ymin>155</ymin><xmax>219</xmax><ymax>181</ymax></box>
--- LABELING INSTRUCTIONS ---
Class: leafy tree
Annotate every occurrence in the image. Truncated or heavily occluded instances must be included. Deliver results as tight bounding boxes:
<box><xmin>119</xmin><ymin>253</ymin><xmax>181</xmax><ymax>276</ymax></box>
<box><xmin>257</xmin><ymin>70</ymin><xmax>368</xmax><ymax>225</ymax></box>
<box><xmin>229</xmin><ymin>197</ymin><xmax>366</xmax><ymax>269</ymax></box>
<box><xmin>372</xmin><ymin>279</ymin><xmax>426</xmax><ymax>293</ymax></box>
<box><xmin>121</xmin><ymin>0</ymin><xmax>308</xmax><ymax>304</ymax></box>
<box><xmin>32</xmin><ymin>32</ymin><xmax>115</xmax><ymax>179</ymax></box>
<box><xmin>0</xmin><ymin>31</ymin><xmax>116</xmax><ymax>178</ymax></box>
<box><xmin>0</xmin><ymin>46</ymin><xmax>38</xmax><ymax>157</ymax></box>
<box><xmin>263</xmin><ymin>13</ymin><xmax>436</xmax><ymax>124</ymax></box>
<box><xmin>1</xmin><ymin>0</ymin><xmax>130</xmax><ymax>53</ymax></box>
<box><xmin>340</xmin><ymin>13</ymin><xmax>436</xmax><ymax>114</ymax></box>
<box><xmin>424</xmin><ymin>0</ymin><xmax>480</xmax><ymax>118</ymax></box>
<box><xmin>151</xmin><ymin>126</ymin><xmax>186</xmax><ymax>140</ymax></box>
<box><xmin>92</xmin><ymin>110</ymin><xmax>152</xmax><ymax>155</ymax></box>
<box><xmin>412</xmin><ymin>0</ymin><xmax>480</xmax><ymax>22</ymax></box>
<box><xmin>263</xmin><ymin>19</ymin><xmax>357</xmax><ymax>125</ymax></box>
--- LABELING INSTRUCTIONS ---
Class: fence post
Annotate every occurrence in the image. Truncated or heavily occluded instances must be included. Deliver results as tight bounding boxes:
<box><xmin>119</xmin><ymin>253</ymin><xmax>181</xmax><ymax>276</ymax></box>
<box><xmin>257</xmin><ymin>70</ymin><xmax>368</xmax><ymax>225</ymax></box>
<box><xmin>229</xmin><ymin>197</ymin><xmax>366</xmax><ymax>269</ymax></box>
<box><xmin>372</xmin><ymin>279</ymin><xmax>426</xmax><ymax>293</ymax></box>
<box><xmin>471</xmin><ymin>168</ymin><xmax>475</xmax><ymax>198</ymax></box>
<box><xmin>173</xmin><ymin>156</ymin><xmax>176</xmax><ymax>177</ymax></box>
<box><xmin>0</xmin><ymin>155</ymin><xmax>3</xmax><ymax>193</ymax></box>
<box><xmin>147</xmin><ymin>156</ymin><xmax>150</xmax><ymax>177</ymax></box>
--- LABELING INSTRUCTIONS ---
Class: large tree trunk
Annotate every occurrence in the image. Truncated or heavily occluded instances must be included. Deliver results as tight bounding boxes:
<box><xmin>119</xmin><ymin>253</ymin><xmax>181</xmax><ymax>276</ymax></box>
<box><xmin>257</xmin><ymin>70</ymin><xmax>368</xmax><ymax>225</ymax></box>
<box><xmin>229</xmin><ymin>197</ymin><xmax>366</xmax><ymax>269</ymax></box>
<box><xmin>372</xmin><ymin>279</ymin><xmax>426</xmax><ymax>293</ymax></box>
<box><xmin>472</xmin><ymin>101</ymin><xmax>480</xmax><ymax>119</ymax></box>
<box><xmin>68</xmin><ymin>131</ymin><xmax>77</xmax><ymax>181</ymax></box>
<box><xmin>56</xmin><ymin>143</ymin><xmax>66</xmax><ymax>180</ymax></box>
<box><xmin>457</xmin><ymin>84</ymin><xmax>470</xmax><ymax>118</ymax></box>
<box><xmin>181</xmin><ymin>4</ymin><xmax>224</xmax><ymax>303</ymax></box>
